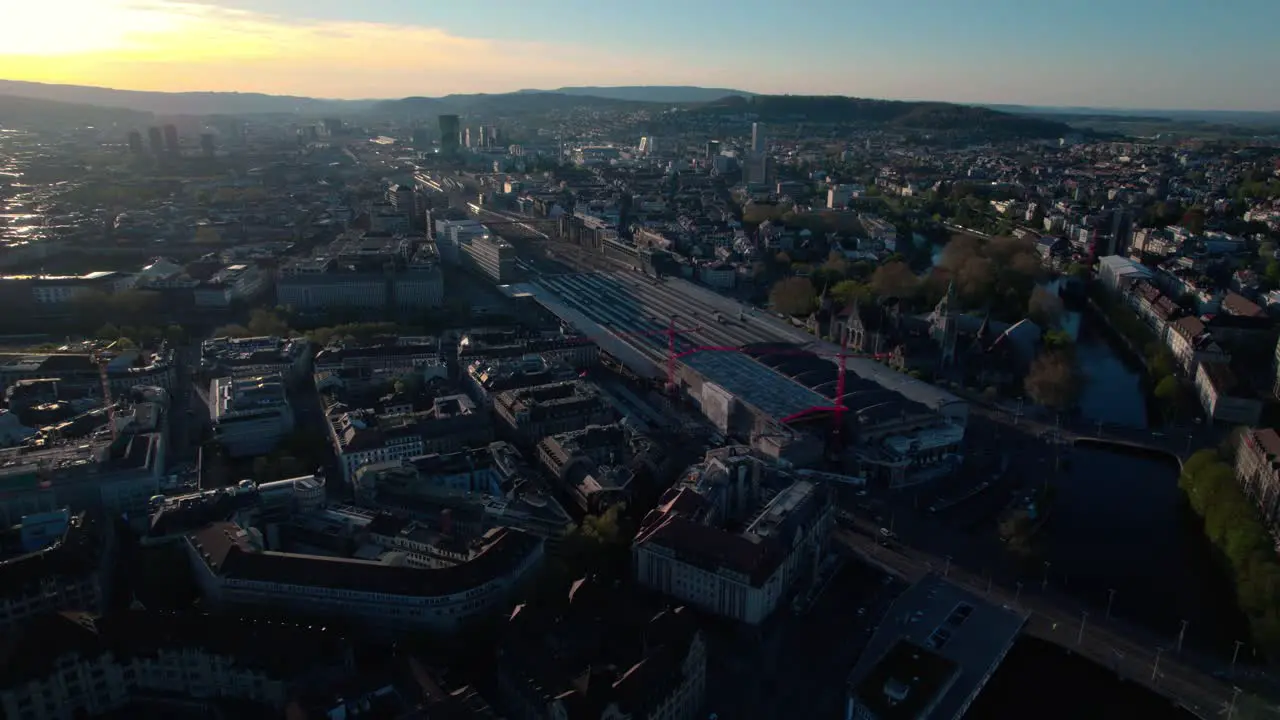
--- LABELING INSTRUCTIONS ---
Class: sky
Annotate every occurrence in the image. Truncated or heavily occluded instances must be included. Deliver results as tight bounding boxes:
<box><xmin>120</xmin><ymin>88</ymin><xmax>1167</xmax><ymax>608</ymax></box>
<box><xmin>3</xmin><ymin>0</ymin><xmax>1279</xmax><ymax>110</ymax></box>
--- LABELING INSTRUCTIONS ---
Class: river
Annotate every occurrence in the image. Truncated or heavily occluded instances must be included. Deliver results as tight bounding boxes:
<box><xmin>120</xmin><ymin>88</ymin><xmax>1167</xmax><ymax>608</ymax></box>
<box><xmin>1038</xmin><ymin>445</ymin><xmax>1249</xmax><ymax>656</ymax></box>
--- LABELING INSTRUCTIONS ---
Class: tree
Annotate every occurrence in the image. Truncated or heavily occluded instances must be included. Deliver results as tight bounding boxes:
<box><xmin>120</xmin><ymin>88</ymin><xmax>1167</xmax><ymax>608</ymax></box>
<box><xmin>1154</xmin><ymin>375</ymin><xmax>1185</xmax><ymax>420</ymax></box>
<box><xmin>869</xmin><ymin>261</ymin><xmax>919</xmax><ymax>299</ymax></box>
<box><xmin>212</xmin><ymin>324</ymin><xmax>251</xmax><ymax>338</ymax></box>
<box><xmin>95</xmin><ymin>324</ymin><xmax>121</xmax><ymax>340</ymax></box>
<box><xmin>831</xmin><ymin>280</ymin><xmax>872</xmax><ymax>308</ymax></box>
<box><xmin>1259</xmin><ymin>242</ymin><xmax>1277</xmax><ymax>261</ymax></box>
<box><xmin>1066</xmin><ymin>262</ymin><xmax>1091</xmax><ymax>280</ymax></box>
<box><xmin>164</xmin><ymin>324</ymin><xmax>187</xmax><ymax>345</ymax></box>
<box><xmin>1042</xmin><ymin>329</ymin><xmax>1073</xmax><ymax>351</ymax></box>
<box><xmin>1028</xmin><ymin>286</ymin><xmax>1065</xmax><ymax>328</ymax></box>
<box><xmin>1024</xmin><ymin>351</ymin><xmax>1081</xmax><ymax>411</ymax></box>
<box><xmin>769</xmin><ymin>277</ymin><xmax>817</xmax><ymax>316</ymax></box>
<box><xmin>247</xmin><ymin>308</ymin><xmax>290</xmax><ymax>337</ymax></box>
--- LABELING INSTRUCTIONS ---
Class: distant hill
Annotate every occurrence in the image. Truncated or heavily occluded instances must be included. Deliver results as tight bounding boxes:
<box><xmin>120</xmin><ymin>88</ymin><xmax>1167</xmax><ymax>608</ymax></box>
<box><xmin>0</xmin><ymin>80</ymin><xmax>373</xmax><ymax>116</ymax></box>
<box><xmin>692</xmin><ymin>95</ymin><xmax>1073</xmax><ymax>137</ymax></box>
<box><xmin>984</xmin><ymin>103</ymin><xmax>1280</xmax><ymax>128</ymax></box>
<box><xmin>370</xmin><ymin>91</ymin><xmax>654</xmax><ymax>118</ymax></box>
<box><xmin>0</xmin><ymin>94</ymin><xmax>152</xmax><ymax>129</ymax></box>
<box><xmin>530</xmin><ymin>86</ymin><xmax>754</xmax><ymax>103</ymax></box>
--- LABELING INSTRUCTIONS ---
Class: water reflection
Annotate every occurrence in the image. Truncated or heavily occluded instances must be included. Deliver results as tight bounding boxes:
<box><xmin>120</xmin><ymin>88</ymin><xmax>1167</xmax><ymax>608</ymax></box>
<box><xmin>1041</xmin><ymin>446</ymin><xmax>1246</xmax><ymax>654</ymax></box>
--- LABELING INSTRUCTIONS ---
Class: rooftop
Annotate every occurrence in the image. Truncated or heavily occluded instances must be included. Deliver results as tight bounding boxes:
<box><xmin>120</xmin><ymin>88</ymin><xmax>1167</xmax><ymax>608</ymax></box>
<box><xmin>847</xmin><ymin>573</ymin><xmax>1026</xmax><ymax>720</ymax></box>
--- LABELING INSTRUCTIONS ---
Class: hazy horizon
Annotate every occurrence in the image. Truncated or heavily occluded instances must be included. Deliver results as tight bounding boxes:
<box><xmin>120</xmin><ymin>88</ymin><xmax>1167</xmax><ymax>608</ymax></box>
<box><xmin>5</xmin><ymin>0</ymin><xmax>1280</xmax><ymax>112</ymax></box>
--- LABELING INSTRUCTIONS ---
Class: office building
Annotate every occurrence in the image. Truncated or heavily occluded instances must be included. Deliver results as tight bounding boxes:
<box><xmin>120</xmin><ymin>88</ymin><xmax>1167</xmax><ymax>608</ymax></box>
<box><xmin>494</xmin><ymin>380</ymin><xmax>616</xmax><ymax>445</ymax></box>
<box><xmin>457</xmin><ymin>329</ymin><xmax>599</xmax><ymax>370</ymax></box>
<box><xmin>632</xmin><ymin>447</ymin><xmax>834</xmax><ymax>625</ymax></box>
<box><xmin>185</xmin><ymin>521</ymin><xmax>543</xmax><ymax>633</ymax></box>
<box><xmin>537</xmin><ymin>421</ymin><xmax>662</xmax><ymax>513</ymax></box>
<box><xmin>438</xmin><ymin>114</ymin><xmax>461</xmax><ymax>155</ymax></box>
<box><xmin>0</xmin><ymin>270</ymin><xmax>134</xmax><ymax>306</ymax></box>
<box><xmin>0</xmin><ymin>610</ymin><xmax>355</xmax><ymax>720</ymax></box>
<box><xmin>497</xmin><ymin>576</ymin><xmax>706</xmax><ymax>720</ymax></box>
<box><xmin>162</xmin><ymin>124</ymin><xmax>179</xmax><ymax>154</ymax></box>
<box><xmin>327</xmin><ymin>393</ymin><xmax>492</xmax><ymax>483</ymax></box>
<box><xmin>465</xmin><ymin>354</ymin><xmax>577</xmax><ymax>408</ymax></box>
<box><xmin>209</xmin><ymin>373</ymin><xmax>294</xmax><ymax>458</ymax></box>
<box><xmin>199</xmin><ymin>132</ymin><xmax>215</xmax><ymax>157</ymax></box>
<box><xmin>844</xmin><ymin>574</ymin><xmax>1025</xmax><ymax>720</ymax></box>
<box><xmin>199</xmin><ymin>335</ymin><xmax>311</xmax><ymax>382</ymax></box>
<box><xmin>0</xmin><ymin>510</ymin><xmax>114</xmax><ymax>633</ymax></box>
<box><xmin>458</xmin><ymin>232</ymin><xmax>517</xmax><ymax>282</ymax></box>
<box><xmin>751</xmin><ymin>122</ymin><xmax>765</xmax><ymax>154</ymax></box>
<box><xmin>706</xmin><ymin>140</ymin><xmax>721</xmax><ymax>159</ymax></box>
<box><xmin>126</xmin><ymin>130</ymin><xmax>143</xmax><ymax>154</ymax></box>
<box><xmin>314</xmin><ymin>336</ymin><xmax>442</xmax><ymax>376</ymax></box>
<box><xmin>146</xmin><ymin>474</ymin><xmax>327</xmax><ymax>545</ymax></box>
<box><xmin>354</xmin><ymin>442</ymin><xmax>574</xmax><ymax>542</ymax></box>
<box><xmin>146</xmin><ymin>126</ymin><xmax>164</xmax><ymax>156</ymax></box>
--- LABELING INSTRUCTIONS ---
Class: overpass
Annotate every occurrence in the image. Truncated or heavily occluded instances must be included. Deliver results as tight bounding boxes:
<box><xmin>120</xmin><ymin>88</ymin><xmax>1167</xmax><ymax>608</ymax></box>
<box><xmin>835</xmin><ymin>526</ymin><xmax>1263</xmax><ymax>719</ymax></box>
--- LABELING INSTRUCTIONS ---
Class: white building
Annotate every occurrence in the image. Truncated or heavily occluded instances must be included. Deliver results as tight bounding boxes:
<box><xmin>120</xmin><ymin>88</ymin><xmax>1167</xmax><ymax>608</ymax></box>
<box><xmin>632</xmin><ymin>449</ymin><xmax>834</xmax><ymax>625</ymax></box>
<box><xmin>209</xmin><ymin>374</ymin><xmax>294</xmax><ymax>458</ymax></box>
<box><xmin>1098</xmin><ymin>255</ymin><xmax>1153</xmax><ymax>295</ymax></box>
<box><xmin>276</xmin><ymin>272</ymin><xmax>387</xmax><ymax>310</ymax></box>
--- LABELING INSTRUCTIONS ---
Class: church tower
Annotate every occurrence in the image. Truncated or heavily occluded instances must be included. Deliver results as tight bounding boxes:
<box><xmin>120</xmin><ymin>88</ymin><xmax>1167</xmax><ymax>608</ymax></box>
<box><xmin>931</xmin><ymin>281</ymin><xmax>958</xmax><ymax>366</ymax></box>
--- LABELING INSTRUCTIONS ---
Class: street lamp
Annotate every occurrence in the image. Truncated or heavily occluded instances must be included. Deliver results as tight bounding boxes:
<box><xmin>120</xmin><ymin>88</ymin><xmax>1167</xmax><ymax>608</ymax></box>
<box><xmin>1014</xmin><ymin>581</ymin><xmax>1023</xmax><ymax>605</ymax></box>
<box><xmin>1152</xmin><ymin>647</ymin><xmax>1165</xmax><ymax>682</ymax></box>
<box><xmin>1078</xmin><ymin>610</ymin><xmax>1088</xmax><ymax>645</ymax></box>
<box><xmin>1232</xmin><ymin>640</ymin><xmax>1244</xmax><ymax>674</ymax></box>
<box><xmin>1106</xmin><ymin>588</ymin><xmax>1116</xmax><ymax>621</ymax></box>
<box><xmin>1042</xmin><ymin>561</ymin><xmax>1051</xmax><ymax>592</ymax></box>
<box><xmin>944</xmin><ymin>555</ymin><xmax>952</xmax><ymax>577</ymax></box>
<box><xmin>1176</xmin><ymin>619</ymin><xmax>1189</xmax><ymax>654</ymax></box>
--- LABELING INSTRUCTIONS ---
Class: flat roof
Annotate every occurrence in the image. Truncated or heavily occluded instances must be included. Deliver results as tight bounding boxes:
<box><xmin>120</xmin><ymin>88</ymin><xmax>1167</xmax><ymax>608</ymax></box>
<box><xmin>854</xmin><ymin>639</ymin><xmax>959</xmax><ymax>720</ymax></box>
<box><xmin>848</xmin><ymin>573</ymin><xmax>1025</xmax><ymax>720</ymax></box>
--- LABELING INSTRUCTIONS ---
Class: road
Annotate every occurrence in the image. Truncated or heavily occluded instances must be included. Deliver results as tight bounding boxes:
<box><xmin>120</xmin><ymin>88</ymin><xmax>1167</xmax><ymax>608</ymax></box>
<box><xmin>835</xmin><ymin>524</ymin><xmax>1259</xmax><ymax>719</ymax></box>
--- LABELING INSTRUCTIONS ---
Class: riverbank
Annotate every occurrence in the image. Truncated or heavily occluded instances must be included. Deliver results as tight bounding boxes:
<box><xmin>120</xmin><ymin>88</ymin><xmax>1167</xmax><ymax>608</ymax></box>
<box><xmin>1180</xmin><ymin>449</ymin><xmax>1280</xmax><ymax>662</ymax></box>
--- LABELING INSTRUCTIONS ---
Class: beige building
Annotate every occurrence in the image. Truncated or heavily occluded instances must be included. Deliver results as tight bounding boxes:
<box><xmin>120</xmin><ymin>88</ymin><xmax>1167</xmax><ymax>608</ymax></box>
<box><xmin>1236</xmin><ymin>428</ymin><xmax>1280</xmax><ymax>533</ymax></box>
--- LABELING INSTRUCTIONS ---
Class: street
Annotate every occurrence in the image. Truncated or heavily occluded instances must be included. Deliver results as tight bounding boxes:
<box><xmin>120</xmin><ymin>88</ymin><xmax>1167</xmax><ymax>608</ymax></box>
<box><xmin>835</xmin><ymin>525</ymin><xmax>1255</xmax><ymax>718</ymax></box>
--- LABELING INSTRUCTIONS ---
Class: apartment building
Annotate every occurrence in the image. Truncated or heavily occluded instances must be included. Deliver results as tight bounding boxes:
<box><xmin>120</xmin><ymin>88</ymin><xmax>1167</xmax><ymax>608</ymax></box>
<box><xmin>185</xmin><ymin>521</ymin><xmax>543</xmax><ymax>633</ymax></box>
<box><xmin>353</xmin><ymin>442</ymin><xmax>574</xmax><ymax>543</ymax></box>
<box><xmin>328</xmin><ymin>394</ymin><xmax>492</xmax><ymax>483</ymax></box>
<box><xmin>1194</xmin><ymin>362</ymin><xmax>1262</xmax><ymax>426</ymax></box>
<box><xmin>0</xmin><ymin>610</ymin><xmax>354</xmax><ymax>720</ymax></box>
<box><xmin>497</xmin><ymin>577</ymin><xmax>706</xmax><ymax>720</ymax></box>
<box><xmin>464</xmin><ymin>354</ymin><xmax>577</xmax><ymax>408</ymax></box>
<box><xmin>536</xmin><ymin>421</ymin><xmax>661</xmax><ymax>513</ymax></box>
<box><xmin>1166</xmin><ymin>316</ymin><xmax>1228</xmax><ymax>375</ymax></box>
<box><xmin>209</xmin><ymin>374</ymin><xmax>294</xmax><ymax>458</ymax></box>
<box><xmin>494</xmin><ymin>380</ymin><xmax>616</xmax><ymax>445</ymax></box>
<box><xmin>0</xmin><ymin>510</ymin><xmax>114</xmax><ymax>633</ymax></box>
<box><xmin>0</xmin><ymin>271</ymin><xmax>134</xmax><ymax>305</ymax></box>
<box><xmin>1236</xmin><ymin>428</ymin><xmax>1280</xmax><ymax>533</ymax></box>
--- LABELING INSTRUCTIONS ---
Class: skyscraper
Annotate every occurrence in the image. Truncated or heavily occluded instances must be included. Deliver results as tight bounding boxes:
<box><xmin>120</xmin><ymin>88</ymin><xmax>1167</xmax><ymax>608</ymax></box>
<box><xmin>163</xmin><ymin>124</ymin><xmax>179</xmax><ymax>154</ymax></box>
<box><xmin>751</xmin><ymin>123</ymin><xmax>765</xmax><ymax>154</ymax></box>
<box><xmin>464</xmin><ymin>127</ymin><xmax>472</xmax><ymax>148</ymax></box>
<box><xmin>705</xmin><ymin>140</ymin><xmax>721</xmax><ymax>159</ymax></box>
<box><xmin>127</xmin><ymin>130</ymin><xmax>143</xmax><ymax>155</ymax></box>
<box><xmin>147</xmin><ymin>127</ymin><xmax>164</xmax><ymax>156</ymax></box>
<box><xmin>199</xmin><ymin>133</ymin><xmax>216</xmax><ymax>158</ymax></box>
<box><xmin>438</xmin><ymin>115</ymin><xmax>460</xmax><ymax>155</ymax></box>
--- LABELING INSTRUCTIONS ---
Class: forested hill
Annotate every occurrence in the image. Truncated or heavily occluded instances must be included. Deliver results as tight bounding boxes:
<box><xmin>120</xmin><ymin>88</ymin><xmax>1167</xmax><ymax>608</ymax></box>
<box><xmin>695</xmin><ymin>95</ymin><xmax>1073</xmax><ymax>137</ymax></box>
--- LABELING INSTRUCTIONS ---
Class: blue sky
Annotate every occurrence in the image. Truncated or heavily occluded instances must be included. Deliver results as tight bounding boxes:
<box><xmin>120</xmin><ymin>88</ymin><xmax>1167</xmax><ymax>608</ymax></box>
<box><xmin>10</xmin><ymin>0</ymin><xmax>1280</xmax><ymax>109</ymax></box>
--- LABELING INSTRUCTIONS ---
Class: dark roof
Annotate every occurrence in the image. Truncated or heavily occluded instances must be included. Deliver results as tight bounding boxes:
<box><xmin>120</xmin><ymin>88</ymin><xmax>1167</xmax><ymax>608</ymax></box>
<box><xmin>502</xmin><ymin>576</ymin><xmax>700</xmax><ymax>719</ymax></box>
<box><xmin>188</xmin><ymin>523</ymin><xmax>541</xmax><ymax>598</ymax></box>
<box><xmin>0</xmin><ymin>511</ymin><xmax>104</xmax><ymax>600</ymax></box>
<box><xmin>0</xmin><ymin>610</ymin><xmax>353</xmax><ymax>686</ymax></box>
<box><xmin>853</xmin><ymin>639</ymin><xmax>959</xmax><ymax>720</ymax></box>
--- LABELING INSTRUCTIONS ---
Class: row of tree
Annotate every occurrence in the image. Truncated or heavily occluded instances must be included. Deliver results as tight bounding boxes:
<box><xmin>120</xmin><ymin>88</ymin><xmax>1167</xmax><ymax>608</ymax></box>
<box><xmin>1180</xmin><ymin>449</ymin><xmax>1280</xmax><ymax>658</ymax></box>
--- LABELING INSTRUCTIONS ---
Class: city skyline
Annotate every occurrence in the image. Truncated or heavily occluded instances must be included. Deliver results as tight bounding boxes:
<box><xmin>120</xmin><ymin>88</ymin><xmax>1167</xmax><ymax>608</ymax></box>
<box><xmin>3</xmin><ymin>0</ymin><xmax>1280</xmax><ymax>111</ymax></box>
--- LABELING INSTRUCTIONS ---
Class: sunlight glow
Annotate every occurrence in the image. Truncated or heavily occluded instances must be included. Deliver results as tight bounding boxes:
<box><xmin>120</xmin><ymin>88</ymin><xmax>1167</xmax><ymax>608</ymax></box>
<box><xmin>0</xmin><ymin>0</ymin><xmax>672</xmax><ymax>97</ymax></box>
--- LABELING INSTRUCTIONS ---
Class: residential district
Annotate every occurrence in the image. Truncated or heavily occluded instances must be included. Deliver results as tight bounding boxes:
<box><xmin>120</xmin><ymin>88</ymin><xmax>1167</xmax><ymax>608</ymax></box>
<box><xmin>2</xmin><ymin>89</ymin><xmax>1280</xmax><ymax>720</ymax></box>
